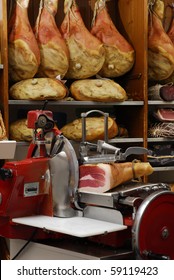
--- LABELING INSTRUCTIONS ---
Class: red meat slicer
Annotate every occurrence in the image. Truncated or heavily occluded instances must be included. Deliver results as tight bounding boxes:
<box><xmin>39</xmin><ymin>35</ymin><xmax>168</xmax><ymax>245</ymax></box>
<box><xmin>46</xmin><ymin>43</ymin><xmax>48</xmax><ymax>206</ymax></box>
<box><xmin>0</xmin><ymin>108</ymin><xmax>174</xmax><ymax>260</ymax></box>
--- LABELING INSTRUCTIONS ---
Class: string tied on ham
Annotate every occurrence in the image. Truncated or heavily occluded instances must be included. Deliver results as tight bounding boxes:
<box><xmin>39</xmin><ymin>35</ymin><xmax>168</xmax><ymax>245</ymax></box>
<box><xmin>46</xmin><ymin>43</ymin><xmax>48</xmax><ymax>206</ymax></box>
<box><xmin>45</xmin><ymin>0</ymin><xmax>58</xmax><ymax>16</ymax></box>
<box><xmin>148</xmin><ymin>0</ymin><xmax>156</xmax><ymax>9</ymax></box>
<box><xmin>64</xmin><ymin>0</ymin><xmax>79</xmax><ymax>35</ymax></box>
<box><xmin>35</xmin><ymin>0</ymin><xmax>44</xmax><ymax>39</ymax></box>
<box><xmin>91</xmin><ymin>0</ymin><xmax>105</xmax><ymax>28</ymax></box>
<box><xmin>148</xmin><ymin>2</ymin><xmax>160</xmax><ymax>28</ymax></box>
<box><xmin>16</xmin><ymin>0</ymin><xmax>28</xmax><ymax>9</ymax></box>
<box><xmin>64</xmin><ymin>0</ymin><xmax>77</xmax><ymax>19</ymax></box>
<box><xmin>148</xmin><ymin>0</ymin><xmax>165</xmax><ymax>23</ymax></box>
<box><xmin>91</xmin><ymin>0</ymin><xmax>112</xmax><ymax>27</ymax></box>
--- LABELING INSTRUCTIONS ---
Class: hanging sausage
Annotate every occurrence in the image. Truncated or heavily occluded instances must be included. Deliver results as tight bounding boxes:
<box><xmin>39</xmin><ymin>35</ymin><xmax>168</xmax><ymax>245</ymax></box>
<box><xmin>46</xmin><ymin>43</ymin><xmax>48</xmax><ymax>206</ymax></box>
<box><xmin>8</xmin><ymin>0</ymin><xmax>40</xmax><ymax>82</ymax></box>
<box><xmin>91</xmin><ymin>0</ymin><xmax>135</xmax><ymax>78</ymax></box>
<box><xmin>60</xmin><ymin>0</ymin><xmax>105</xmax><ymax>79</ymax></box>
<box><xmin>34</xmin><ymin>0</ymin><xmax>69</xmax><ymax>79</ymax></box>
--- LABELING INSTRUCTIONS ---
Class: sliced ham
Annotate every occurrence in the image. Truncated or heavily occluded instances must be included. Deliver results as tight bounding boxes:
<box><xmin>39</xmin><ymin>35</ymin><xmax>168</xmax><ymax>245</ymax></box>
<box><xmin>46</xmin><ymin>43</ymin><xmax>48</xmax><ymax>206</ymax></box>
<box><xmin>34</xmin><ymin>0</ymin><xmax>69</xmax><ymax>78</ymax></box>
<box><xmin>148</xmin><ymin>9</ymin><xmax>174</xmax><ymax>81</ymax></box>
<box><xmin>79</xmin><ymin>162</ymin><xmax>154</xmax><ymax>193</ymax></box>
<box><xmin>160</xmin><ymin>84</ymin><xmax>174</xmax><ymax>101</ymax></box>
<box><xmin>60</xmin><ymin>0</ymin><xmax>105</xmax><ymax>79</ymax></box>
<box><xmin>91</xmin><ymin>0</ymin><xmax>135</xmax><ymax>78</ymax></box>
<box><xmin>8</xmin><ymin>0</ymin><xmax>40</xmax><ymax>82</ymax></box>
<box><xmin>154</xmin><ymin>108</ymin><xmax>174</xmax><ymax>122</ymax></box>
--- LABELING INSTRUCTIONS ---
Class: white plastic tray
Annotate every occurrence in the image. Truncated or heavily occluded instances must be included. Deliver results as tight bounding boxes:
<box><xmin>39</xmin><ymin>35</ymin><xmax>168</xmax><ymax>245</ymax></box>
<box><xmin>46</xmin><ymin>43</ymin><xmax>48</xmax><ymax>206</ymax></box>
<box><xmin>12</xmin><ymin>215</ymin><xmax>127</xmax><ymax>238</ymax></box>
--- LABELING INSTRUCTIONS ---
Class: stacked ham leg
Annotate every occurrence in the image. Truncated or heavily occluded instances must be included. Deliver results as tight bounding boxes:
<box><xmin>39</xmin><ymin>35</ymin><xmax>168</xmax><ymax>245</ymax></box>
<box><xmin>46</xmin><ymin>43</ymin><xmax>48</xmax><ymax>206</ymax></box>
<box><xmin>91</xmin><ymin>0</ymin><xmax>135</xmax><ymax>78</ymax></box>
<box><xmin>34</xmin><ymin>0</ymin><xmax>69</xmax><ymax>78</ymax></box>
<box><xmin>60</xmin><ymin>0</ymin><xmax>105</xmax><ymax>79</ymax></box>
<box><xmin>79</xmin><ymin>161</ymin><xmax>154</xmax><ymax>193</ymax></box>
<box><xmin>8</xmin><ymin>0</ymin><xmax>40</xmax><ymax>82</ymax></box>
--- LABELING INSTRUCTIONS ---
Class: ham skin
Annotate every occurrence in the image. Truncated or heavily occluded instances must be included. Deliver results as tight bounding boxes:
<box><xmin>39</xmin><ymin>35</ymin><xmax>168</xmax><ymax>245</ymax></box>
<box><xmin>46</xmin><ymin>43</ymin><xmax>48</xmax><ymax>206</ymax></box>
<box><xmin>148</xmin><ymin>11</ymin><xmax>174</xmax><ymax>81</ymax></box>
<box><xmin>91</xmin><ymin>0</ymin><xmax>135</xmax><ymax>78</ymax></box>
<box><xmin>34</xmin><ymin>0</ymin><xmax>69</xmax><ymax>78</ymax></box>
<box><xmin>8</xmin><ymin>0</ymin><xmax>40</xmax><ymax>82</ymax></box>
<box><xmin>79</xmin><ymin>162</ymin><xmax>154</xmax><ymax>193</ymax></box>
<box><xmin>60</xmin><ymin>0</ymin><xmax>105</xmax><ymax>79</ymax></box>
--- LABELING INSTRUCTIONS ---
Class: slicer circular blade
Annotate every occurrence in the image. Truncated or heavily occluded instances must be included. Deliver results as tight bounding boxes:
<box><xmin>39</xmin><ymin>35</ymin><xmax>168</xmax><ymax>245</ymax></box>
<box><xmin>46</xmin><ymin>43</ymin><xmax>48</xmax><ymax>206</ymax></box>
<box><xmin>132</xmin><ymin>190</ymin><xmax>174</xmax><ymax>260</ymax></box>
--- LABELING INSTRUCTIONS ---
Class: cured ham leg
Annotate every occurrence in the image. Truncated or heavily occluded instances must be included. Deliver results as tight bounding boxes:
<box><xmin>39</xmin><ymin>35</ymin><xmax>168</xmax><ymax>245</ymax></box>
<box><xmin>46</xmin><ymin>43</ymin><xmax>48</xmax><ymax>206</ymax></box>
<box><xmin>35</xmin><ymin>0</ymin><xmax>69</xmax><ymax>78</ymax></box>
<box><xmin>79</xmin><ymin>162</ymin><xmax>154</xmax><ymax>193</ymax></box>
<box><xmin>91</xmin><ymin>0</ymin><xmax>135</xmax><ymax>78</ymax></box>
<box><xmin>148</xmin><ymin>8</ymin><xmax>174</xmax><ymax>81</ymax></box>
<box><xmin>161</xmin><ymin>4</ymin><xmax>174</xmax><ymax>84</ymax></box>
<box><xmin>167</xmin><ymin>4</ymin><xmax>174</xmax><ymax>43</ymax></box>
<box><xmin>60</xmin><ymin>0</ymin><xmax>105</xmax><ymax>79</ymax></box>
<box><xmin>8</xmin><ymin>0</ymin><xmax>40</xmax><ymax>82</ymax></box>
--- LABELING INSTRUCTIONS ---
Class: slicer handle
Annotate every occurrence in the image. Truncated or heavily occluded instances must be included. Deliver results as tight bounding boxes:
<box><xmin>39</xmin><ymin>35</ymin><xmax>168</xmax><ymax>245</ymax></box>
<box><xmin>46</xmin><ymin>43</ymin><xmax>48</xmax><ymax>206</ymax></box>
<box><xmin>81</xmin><ymin>110</ymin><xmax>109</xmax><ymax>143</ymax></box>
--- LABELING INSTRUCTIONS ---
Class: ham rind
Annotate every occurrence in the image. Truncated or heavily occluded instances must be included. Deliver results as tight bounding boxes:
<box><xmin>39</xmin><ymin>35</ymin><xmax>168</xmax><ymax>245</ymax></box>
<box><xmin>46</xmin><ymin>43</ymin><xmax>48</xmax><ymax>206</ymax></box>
<box><xmin>60</xmin><ymin>0</ymin><xmax>105</xmax><ymax>79</ymax></box>
<box><xmin>79</xmin><ymin>162</ymin><xmax>154</xmax><ymax>193</ymax></box>
<box><xmin>154</xmin><ymin>108</ymin><xmax>174</xmax><ymax>122</ymax></box>
<box><xmin>148</xmin><ymin>10</ymin><xmax>174</xmax><ymax>81</ymax></box>
<box><xmin>34</xmin><ymin>0</ymin><xmax>69</xmax><ymax>78</ymax></box>
<box><xmin>91</xmin><ymin>0</ymin><xmax>135</xmax><ymax>78</ymax></box>
<box><xmin>8</xmin><ymin>0</ymin><xmax>40</xmax><ymax>82</ymax></box>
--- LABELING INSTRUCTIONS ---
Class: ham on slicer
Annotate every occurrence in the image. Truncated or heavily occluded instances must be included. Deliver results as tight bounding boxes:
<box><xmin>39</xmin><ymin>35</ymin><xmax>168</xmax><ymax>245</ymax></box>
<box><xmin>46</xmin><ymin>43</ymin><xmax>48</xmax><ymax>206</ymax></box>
<box><xmin>0</xmin><ymin>108</ymin><xmax>174</xmax><ymax>260</ymax></box>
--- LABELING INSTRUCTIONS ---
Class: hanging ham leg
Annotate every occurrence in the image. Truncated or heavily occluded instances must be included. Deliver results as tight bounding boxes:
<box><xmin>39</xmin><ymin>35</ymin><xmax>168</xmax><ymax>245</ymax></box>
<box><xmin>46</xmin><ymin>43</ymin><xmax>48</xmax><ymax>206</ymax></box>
<box><xmin>60</xmin><ymin>0</ymin><xmax>105</xmax><ymax>79</ymax></box>
<box><xmin>79</xmin><ymin>161</ymin><xmax>154</xmax><ymax>193</ymax></box>
<box><xmin>8</xmin><ymin>0</ymin><xmax>40</xmax><ymax>82</ymax></box>
<box><xmin>34</xmin><ymin>0</ymin><xmax>69</xmax><ymax>78</ymax></box>
<box><xmin>167</xmin><ymin>4</ymin><xmax>174</xmax><ymax>43</ymax></box>
<box><xmin>148</xmin><ymin>7</ymin><xmax>174</xmax><ymax>81</ymax></box>
<box><xmin>91</xmin><ymin>0</ymin><xmax>135</xmax><ymax>78</ymax></box>
<box><xmin>161</xmin><ymin>4</ymin><xmax>174</xmax><ymax>84</ymax></box>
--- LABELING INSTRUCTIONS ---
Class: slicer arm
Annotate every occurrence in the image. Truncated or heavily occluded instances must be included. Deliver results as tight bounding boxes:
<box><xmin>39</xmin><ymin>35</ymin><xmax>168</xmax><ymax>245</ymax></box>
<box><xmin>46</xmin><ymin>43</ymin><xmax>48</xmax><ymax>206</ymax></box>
<box><xmin>80</xmin><ymin>140</ymin><xmax>149</xmax><ymax>164</ymax></box>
